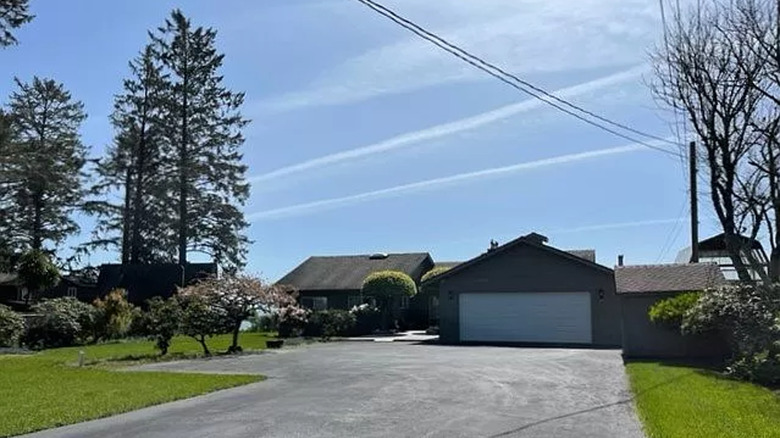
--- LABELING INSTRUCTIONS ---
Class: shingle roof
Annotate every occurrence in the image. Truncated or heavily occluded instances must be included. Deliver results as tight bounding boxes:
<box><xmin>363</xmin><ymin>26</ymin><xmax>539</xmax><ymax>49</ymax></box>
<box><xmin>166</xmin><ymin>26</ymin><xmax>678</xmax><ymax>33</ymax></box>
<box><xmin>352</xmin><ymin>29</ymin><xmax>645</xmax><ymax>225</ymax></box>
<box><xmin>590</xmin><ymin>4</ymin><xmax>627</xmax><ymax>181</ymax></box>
<box><xmin>277</xmin><ymin>253</ymin><xmax>432</xmax><ymax>291</ymax></box>
<box><xmin>434</xmin><ymin>261</ymin><xmax>461</xmax><ymax>269</ymax></box>
<box><xmin>615</xmin><ymin>263</ymin><xmax>725</xmax><ymax>294</ymax></box>
<box><xmin>566</xmin><ymin>250</ymin><xmax>596</xmax><ymax>263</ymax></box>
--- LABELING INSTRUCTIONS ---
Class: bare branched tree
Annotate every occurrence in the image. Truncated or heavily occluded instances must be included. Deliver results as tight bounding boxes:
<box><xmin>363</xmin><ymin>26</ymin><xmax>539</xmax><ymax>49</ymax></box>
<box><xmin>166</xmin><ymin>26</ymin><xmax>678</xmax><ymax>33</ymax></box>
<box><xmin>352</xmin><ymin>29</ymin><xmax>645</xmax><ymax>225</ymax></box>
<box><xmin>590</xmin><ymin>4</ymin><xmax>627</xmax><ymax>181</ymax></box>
<box><xmin>652</xmin><ymin>0</ymin><xmax>771</xmax><ymax>282</ymax></box>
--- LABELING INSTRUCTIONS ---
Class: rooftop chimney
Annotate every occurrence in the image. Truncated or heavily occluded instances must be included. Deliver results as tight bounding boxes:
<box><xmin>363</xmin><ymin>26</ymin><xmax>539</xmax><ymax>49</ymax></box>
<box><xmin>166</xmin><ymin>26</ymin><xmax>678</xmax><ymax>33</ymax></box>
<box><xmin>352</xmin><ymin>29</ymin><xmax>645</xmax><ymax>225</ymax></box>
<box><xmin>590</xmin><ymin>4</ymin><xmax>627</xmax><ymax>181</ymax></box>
<box><xmin>618</xmin><ymin>254</ymin><xmax>624</xmax><ymax>267</ymax></box>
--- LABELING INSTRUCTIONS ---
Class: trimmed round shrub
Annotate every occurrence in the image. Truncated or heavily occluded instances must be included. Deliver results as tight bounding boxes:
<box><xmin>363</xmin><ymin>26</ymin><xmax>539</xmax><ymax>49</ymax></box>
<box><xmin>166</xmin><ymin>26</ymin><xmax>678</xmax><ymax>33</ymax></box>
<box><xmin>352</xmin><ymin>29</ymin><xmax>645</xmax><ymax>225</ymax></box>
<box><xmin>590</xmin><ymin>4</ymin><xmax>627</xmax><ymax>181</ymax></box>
<box><xmin>24</xmin><ymin>298</ymin><xmax>94</xmax><ymax>349</ymax></box>
<box><xmin>0</xmin><ymin>304</ymin><xmax>25</xmax><ymax>347</ymax></box>
<box><xmin>362</xmin><ymin>271</ymin><xmax>417</xmax><ymax>298</ymax></box>
<box><xmin>420</xmin><ymin>267</ymin><xmax>451</xmax><ymax>295</ymax></box>
<box><xmin>648</xmin><ymin>292</ymin><xmax>701</xmax><ymax>328</ymax></box>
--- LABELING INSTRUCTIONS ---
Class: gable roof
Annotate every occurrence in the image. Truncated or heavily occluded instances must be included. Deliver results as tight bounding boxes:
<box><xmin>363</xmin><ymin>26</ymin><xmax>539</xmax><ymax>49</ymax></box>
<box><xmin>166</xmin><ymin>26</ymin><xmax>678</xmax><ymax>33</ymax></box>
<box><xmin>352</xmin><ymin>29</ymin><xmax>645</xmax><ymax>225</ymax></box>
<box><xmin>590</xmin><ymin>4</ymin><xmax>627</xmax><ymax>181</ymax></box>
<box><xmin>424</xmin><ymin>233</ymin><xmax>611</xmax><ymax>285</ymax></box>
<box><xmin>277</xmin><ymin>253</ymin><xmax>433</xmax><ymax>291</ymax></box>
<box><xmin>615</xmin><ymin>263</ymin><xmax>725</xmax><ymax>294</ymax></box>
<box><xmin>566</xmin><ymin>249</ymin><xmax>596</xmax><ymax>263</ymax></box>
<box><xmin>698</xmin><ymin>232</ymin><xmax>765</xmax><ymax>251</ymax></box>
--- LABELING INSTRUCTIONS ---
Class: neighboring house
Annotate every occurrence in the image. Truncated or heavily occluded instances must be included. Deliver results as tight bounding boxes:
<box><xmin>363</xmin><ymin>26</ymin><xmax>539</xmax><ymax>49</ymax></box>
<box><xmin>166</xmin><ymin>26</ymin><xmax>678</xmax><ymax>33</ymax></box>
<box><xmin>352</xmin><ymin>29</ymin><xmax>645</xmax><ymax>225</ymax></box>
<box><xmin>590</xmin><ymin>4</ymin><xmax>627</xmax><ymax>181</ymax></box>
<box><xmin>616</xmin><ymin>262</ymin><xmax>726</xmax><ymax>358</ymax></box>
<box><xmin>97</xmin><ymin>263</ymin><xmax>218</xmax><ymax>305</ymax></box>
<box><xmin>429</xmin><ymin>232</ymin><xmax>621</xmax><ymax>347</ymax></box>
<box><xmin>0</xmin><ymin>272</ymin><xmax>99</xmax><ymax>308</ymax></box>
<box><xmin>676</xmin><ymin>232</ymin><xmax>769</xmax><ymax>281</ymax></box>
<box><xmin>277</xmin><ymin>253</ymin><xmax>436</xmax><ymax>328</ymax></box>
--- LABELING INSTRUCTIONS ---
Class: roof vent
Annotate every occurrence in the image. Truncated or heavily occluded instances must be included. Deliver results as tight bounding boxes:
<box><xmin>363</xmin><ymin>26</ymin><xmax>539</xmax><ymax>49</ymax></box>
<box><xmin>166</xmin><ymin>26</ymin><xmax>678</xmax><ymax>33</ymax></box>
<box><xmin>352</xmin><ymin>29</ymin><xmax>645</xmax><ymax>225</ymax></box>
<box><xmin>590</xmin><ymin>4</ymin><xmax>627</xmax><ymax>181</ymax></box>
<box><xmin>369</xmin><ymin>253</ymin><xmax>389</xmax><ymax>260</ymax></box>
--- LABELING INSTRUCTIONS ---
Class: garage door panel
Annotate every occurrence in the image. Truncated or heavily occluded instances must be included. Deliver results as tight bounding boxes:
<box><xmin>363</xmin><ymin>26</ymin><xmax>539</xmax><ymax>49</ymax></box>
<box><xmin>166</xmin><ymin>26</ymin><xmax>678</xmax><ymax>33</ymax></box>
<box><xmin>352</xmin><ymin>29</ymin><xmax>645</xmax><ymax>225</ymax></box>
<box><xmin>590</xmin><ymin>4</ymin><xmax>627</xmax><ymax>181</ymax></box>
<box><xmin>459</xmin><ymin>292</ymin><xmax>592</xmax><ymax>344</ymax></box>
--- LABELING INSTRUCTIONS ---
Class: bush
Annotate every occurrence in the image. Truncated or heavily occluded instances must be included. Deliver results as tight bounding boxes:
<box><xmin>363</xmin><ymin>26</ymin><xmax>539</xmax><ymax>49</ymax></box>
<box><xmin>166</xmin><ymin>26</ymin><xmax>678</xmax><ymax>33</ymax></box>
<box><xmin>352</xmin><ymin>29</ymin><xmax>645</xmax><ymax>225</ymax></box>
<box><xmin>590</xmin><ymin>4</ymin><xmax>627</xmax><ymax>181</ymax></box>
<box><xmin>91</xmin><ymin>289</ymin><xmax>135</xmax><ymax>341</ymax></box>
<box><xmin>420</xmin><ymin>267</ymin><xmax>451</xmax><ymax>295</ymax></box>
<box><xmin>277</xmin><ymin>305</ymin><xmax>309</xmax><ymax>338</ymax></box>
<box><xmin>649</xmin><ymin>292</ymin><xmax>701</xmax><ymax>328</ymax></box>
<box><xmin>350</xmin><ymin>304</ymin><xmax>382</xmax><ymax>335</ymax></box>
<box><xmin>145</xmin><ymin>297</ymin><xmax>181</xmax><ymax>355</ymax></box>
<box><xmin>304</xmin><ymin>310</ymin><xmax>356</xmax><ymax>340</ymax></box>
<box><xmin>24</xmin><ymin>298</ymin><xmax>93</xmax><ymax>349</ymax></box>
<box><xmin>0</xmin><ymin>304</ymin><xmax>24</xmax><ymax>347</ymax></box>
<box><xmin>683</xmin><ymin>284</ymin><xmax>780</xmax><ymax>385</ymax></box>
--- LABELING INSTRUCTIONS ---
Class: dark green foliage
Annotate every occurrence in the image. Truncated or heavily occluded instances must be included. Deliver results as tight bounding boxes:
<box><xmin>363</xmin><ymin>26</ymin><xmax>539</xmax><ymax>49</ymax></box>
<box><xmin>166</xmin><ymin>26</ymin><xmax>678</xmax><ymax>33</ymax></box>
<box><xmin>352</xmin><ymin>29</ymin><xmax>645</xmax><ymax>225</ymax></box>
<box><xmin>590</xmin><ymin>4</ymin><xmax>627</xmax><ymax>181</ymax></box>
<box><xmin>177</xmin><ymin>293</ymin><xmax>229</xmax><ymax>356</ymax></box>
<box><xmin>17</xmin><ymin>250</ymin><xmax>60</xmax><ymax>300</ymax></box>
<box><xmin>350</xmin><ymin>304</ymin><xmax>382</xmax><ymax>335</ymax></box>
<box><xmin>683</xmin><ymin>284</ymin><xmax>780</xmax><ymax>385</ymax></box>
<box><xmin>649</xmin><ymin>292</ymin><xmax>701</xmax><ymax>328</ymax></box>
<box><xmin>0</xmin><ymin>0</ymin><xmax>34</xmax><ymax>47</ymax></box>
<box><xmin>145</xmin><ymin>297</ymin><xmax>181</xmax><ymax>355</ymax></box>
<box><xmin>0</xmin><ymin>304</ymin><xmax>24</xmax><ymax>347</ymax></box>
<box><xmin>24</xmin><ymin>298</ymin><xmax>93</xmax><ymax>349</ymax></box>
<box><xmin>85</xmin><ymin>45</ymin><xmax>172</xmax><ymax>264</ymax></box>
<box><xmin>3</xmin><ymin>77</ymin><xmax>87</xmax><ymax>251</ymax></box>
<box><xmin>150</xmin><ymin>9</ymin><xmax>250</xmax><ymax>269</ymax></box>
<box><xmin>303</xmin><ymin>310</ymin><xmax>356</xmax><ymax>340</ymax></box>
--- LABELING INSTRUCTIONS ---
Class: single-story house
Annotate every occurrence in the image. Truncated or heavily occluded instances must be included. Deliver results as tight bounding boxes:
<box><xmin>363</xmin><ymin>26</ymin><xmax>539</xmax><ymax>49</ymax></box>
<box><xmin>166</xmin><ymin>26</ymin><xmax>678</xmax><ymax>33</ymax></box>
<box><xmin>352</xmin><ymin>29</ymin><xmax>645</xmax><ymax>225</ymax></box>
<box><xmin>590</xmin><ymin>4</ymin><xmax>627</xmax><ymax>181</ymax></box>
<box><xmin>675</xmin><ymin>232</ymin><xmax>769</xmax><ymax>281</ymax></box>
<box><xmin>0</xmin><ymin>272</ymin><xmax>99</xmax><ymax>309</ymax></box>
<box><xmin>428</xmin><ymin>232</ymin><xmax>621</xmax><ymax>347</ymax></box>
<box><xmin>616</xmin><ymin>262</ymin><xmax>728</xmax><ymax>358</ymax></box>
<box><xmin>277</xmin><ymin>253</ymin><xmax>438</xmax><ymax>328</ymax></box>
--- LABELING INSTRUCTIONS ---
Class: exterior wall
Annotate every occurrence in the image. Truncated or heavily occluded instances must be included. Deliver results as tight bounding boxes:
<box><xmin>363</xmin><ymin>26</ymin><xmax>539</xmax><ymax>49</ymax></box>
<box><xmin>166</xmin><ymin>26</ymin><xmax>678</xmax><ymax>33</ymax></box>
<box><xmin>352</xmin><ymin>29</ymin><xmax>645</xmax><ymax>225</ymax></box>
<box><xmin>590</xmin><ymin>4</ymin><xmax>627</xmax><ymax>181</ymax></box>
<box><xmin>438</xmin><ymin>243</ymin><xmax>620</xmax><ymax>346</ymax></box>
<box><xmin>620</xmin><ymin>292</ymin><xmax>729</xmax><ymax>358</ymax></box>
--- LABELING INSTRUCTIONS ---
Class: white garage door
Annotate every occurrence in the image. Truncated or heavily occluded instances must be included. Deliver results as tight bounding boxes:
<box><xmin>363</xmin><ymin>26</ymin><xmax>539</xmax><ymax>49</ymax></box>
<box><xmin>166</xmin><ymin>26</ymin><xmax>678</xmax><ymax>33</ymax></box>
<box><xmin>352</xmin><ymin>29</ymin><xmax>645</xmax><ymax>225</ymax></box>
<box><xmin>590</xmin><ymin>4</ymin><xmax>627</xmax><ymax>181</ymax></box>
<box><xmin>459</xmin><ymin>292</ymin><xmax>592</xmax><ymax>344</ymax></box>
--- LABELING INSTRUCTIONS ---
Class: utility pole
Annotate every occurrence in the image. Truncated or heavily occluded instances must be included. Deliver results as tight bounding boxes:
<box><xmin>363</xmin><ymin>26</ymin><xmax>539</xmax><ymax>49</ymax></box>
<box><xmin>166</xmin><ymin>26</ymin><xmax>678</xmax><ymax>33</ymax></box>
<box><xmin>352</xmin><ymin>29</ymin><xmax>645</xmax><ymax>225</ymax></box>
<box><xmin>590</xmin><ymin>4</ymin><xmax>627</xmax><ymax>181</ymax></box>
<box><xmin>690</xmin><ymin>141</ymin><xmax>699</xmax><ymax>263</ymax></box>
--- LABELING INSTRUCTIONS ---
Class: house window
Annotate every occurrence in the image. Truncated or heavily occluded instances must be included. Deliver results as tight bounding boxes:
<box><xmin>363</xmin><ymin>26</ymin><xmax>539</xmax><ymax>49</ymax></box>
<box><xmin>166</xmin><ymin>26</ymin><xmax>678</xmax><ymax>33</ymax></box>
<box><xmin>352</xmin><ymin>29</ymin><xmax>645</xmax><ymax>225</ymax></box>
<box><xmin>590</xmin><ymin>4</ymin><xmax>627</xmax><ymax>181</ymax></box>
<box><xmin>67</xmin><ymin>287</ymin><xmax>77</xmax><ymax>298</ymax></box>
<box><xmin>301</xmin><ymin>296</ymin><xmax>328</xmax><ymax>310</ymax></box>
<box><xmin>399</xmin><ymin>295</ymin><xmax>409</xmax><ymax>309</ymax></box>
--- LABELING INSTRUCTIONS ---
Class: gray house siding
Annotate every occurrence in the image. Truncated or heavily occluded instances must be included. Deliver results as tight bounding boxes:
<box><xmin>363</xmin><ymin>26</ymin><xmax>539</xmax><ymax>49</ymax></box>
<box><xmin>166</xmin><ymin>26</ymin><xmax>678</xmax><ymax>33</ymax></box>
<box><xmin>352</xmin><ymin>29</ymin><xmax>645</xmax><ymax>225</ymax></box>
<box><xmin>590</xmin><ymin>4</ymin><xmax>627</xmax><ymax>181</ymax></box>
<box><xmin>620</xmin><ymin>292</ymin><xmax>729</xmax><ymax>358</ymax></box>
<box><xmin>438</xmin><ymin>243</ymin><xmax>620</xmax><ymax>346</ymax></box>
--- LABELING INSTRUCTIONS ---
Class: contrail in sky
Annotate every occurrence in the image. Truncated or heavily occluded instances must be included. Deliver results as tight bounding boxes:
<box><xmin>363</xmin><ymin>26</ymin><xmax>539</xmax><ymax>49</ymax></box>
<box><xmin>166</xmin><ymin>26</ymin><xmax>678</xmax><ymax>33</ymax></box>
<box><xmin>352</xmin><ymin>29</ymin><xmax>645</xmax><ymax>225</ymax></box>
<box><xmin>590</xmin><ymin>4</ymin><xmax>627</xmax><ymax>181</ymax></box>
<box><xmin>247</xmin><ymin>139</ymin><xmax>667</xmax><ymax>221</ymax></box>
<box><xmin>249</xmin><ymin>65</ymin><xmax>646</xmax><ymax>184</ymax></box>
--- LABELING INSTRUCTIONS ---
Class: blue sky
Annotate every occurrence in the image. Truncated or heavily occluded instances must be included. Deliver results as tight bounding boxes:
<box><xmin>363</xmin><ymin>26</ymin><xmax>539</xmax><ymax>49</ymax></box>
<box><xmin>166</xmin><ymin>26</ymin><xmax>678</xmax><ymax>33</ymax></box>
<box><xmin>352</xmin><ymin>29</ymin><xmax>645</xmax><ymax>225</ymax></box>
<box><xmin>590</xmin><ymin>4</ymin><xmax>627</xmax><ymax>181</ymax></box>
<box><xmin>1</xmin><ymin>0</ymin><xmax>722</xmax><ymax>280</ymax></box>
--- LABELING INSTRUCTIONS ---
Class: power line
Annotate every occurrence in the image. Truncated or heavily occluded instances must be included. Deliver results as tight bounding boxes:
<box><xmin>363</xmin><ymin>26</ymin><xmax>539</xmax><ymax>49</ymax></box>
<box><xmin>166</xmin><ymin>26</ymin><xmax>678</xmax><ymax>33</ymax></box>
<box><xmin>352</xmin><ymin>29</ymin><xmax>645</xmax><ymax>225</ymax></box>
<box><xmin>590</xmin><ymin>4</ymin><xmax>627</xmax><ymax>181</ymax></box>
<box><xmin>354</xmin><ymin>0</ymin><xmax>684</xmax><ymax>159</ymax></box>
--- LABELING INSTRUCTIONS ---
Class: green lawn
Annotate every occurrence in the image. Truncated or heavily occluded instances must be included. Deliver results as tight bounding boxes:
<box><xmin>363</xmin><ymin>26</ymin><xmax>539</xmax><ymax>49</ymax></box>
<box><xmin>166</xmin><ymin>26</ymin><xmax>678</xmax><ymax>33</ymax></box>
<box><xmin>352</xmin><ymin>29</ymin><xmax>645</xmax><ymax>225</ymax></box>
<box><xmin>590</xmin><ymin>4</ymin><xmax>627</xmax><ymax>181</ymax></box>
<box><xmin>0</xmin><ymin>333</ymin><xmax>274</xmax><ymax>437</ymax></box>
<box><xmin>626</xmin><ymin>361</ymin><xmax>780</xmax><ymax>438</ymax></box>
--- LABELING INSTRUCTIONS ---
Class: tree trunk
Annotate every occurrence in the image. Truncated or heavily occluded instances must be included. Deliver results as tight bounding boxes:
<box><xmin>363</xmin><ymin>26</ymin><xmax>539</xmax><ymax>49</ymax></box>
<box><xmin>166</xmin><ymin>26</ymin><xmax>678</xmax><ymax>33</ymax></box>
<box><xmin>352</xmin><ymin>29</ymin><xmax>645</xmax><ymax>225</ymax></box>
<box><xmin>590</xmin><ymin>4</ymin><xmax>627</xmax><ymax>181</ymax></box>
<box><xmin>31</xmin><ymin>188</ymin><xmax>42</xmax><ymax>250</ymax></box>
<box><xmin>177</xmin><ymin>47</ymin><xmax>189</xmax><ymax>267</ymax></box>
<box><xmin>724</xmin><ymin>232</ymin><xmax>753</xmax><ymax>282</ymax></box>
<box><xmin>121</xmin><ymin>166</ymin><xmax>132</xmax><ymax>264</ymax></box>
<box><xmin>196</xmin><ymin>336</ymin><xmax>210</xmax><ymax>356</ymax></box>
<box><xmin>130</xmin><ymin>110</ymin><xmax>148</xmax><ymax>265</ymax></box>
<box><xmin>229</xmin><ymin>324</ymin><xmax>241</xmax><ymax>353</ymax></box>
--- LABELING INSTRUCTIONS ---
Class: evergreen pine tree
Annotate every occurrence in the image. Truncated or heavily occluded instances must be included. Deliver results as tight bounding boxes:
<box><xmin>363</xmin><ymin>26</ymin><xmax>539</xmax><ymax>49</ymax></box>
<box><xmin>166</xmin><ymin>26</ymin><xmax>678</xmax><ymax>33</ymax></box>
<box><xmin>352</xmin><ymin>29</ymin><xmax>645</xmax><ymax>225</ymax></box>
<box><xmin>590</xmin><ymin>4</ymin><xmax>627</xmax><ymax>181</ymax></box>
<box><xmin>151</xmin><ymin>10</ymin><xmax>250</xmax><ymax>269</ymax></box>
<box><xmin>4</xmin><ymin>77</ymin><xmax>87</xmax><ymax>250</ymax></box>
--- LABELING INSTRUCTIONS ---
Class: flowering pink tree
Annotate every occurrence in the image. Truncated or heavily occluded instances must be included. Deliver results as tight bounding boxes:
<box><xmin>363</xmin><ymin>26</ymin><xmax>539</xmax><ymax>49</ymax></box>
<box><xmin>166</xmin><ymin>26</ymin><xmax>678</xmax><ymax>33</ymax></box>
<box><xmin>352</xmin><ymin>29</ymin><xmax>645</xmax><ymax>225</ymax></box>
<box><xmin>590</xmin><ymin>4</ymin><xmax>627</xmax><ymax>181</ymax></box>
<box><xmin>179</xmin><ymin>275</ymin><xmax>297</xmax><ymax>353</ymax></box>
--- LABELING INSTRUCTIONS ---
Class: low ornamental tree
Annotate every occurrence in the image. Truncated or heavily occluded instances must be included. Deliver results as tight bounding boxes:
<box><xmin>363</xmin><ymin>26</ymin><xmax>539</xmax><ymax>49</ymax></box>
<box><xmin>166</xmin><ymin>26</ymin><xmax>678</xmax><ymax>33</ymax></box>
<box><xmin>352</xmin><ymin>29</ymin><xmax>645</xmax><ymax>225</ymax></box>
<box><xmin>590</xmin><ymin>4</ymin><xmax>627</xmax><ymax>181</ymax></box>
<box><xmin>17</xmin><ymin>250</ymin><xmax>60</xmax><ymax>303</ymax></box>
<box><xmin>177</xmin><ymin>293</ymin><xmax>228</xmax><ymax>356</ymax></box>
<box><xmin>179</xmin><ymin>275</ymin><xmax>296</xmax><ymax>353</ymax></box>
<box><xmin>361</xmin><ymin>271</ymin><xmax>417</xmax><ymax>331</ymax></box>
<box><xmin>91</xmin><ymin>289</ymin><xmax>135</xmax><ymax>341</ymax></box>
<box><xmin>145</xmin><ymin>297</ymin><xmax>181</xmax><ymax>355</ymax></box>
<box><xmin>648</xmin><ymin>292</ymin><xmax>701</xmax><ymax>329</ymax></box>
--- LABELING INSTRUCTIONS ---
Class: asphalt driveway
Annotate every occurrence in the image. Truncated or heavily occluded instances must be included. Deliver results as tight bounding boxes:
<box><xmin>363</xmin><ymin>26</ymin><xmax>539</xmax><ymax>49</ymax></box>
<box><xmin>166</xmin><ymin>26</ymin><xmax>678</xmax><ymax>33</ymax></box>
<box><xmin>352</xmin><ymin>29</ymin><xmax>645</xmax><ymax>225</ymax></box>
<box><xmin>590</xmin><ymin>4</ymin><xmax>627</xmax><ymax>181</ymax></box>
<box><xmin>25</xmin><ymin>343</ymin><xmax>644</xmax><ymax>438</ymax></box>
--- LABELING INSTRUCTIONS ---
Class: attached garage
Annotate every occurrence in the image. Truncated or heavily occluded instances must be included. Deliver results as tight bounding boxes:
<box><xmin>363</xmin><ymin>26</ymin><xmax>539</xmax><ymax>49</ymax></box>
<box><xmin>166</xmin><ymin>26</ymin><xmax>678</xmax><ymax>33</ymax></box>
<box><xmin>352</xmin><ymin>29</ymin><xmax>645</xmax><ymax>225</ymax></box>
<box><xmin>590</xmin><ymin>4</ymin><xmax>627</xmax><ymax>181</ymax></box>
<box><xmin>459</xmin><ymin>292</ymin><xmax>592</xmax><ymax>344</ymax></box>
<box><xmin>432</xmin><ymin>232</ymin><xmax>621</xmax><ymax>346</ymax></box>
